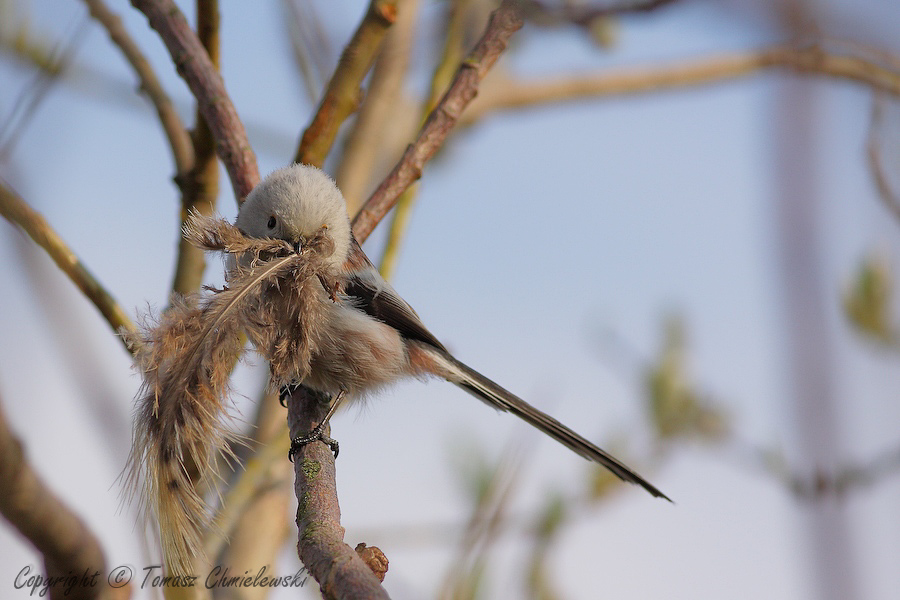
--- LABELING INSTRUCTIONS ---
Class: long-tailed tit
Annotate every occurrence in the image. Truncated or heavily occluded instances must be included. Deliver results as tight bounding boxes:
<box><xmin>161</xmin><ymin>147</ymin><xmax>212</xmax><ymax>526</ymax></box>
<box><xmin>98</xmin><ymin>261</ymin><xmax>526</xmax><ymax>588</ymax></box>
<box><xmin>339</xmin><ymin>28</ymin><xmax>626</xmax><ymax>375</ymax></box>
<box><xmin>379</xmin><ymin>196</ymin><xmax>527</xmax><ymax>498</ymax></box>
<box><xmin>134</xmin><ymin>164</ymin><xmax>667</xmax><ymax>574</ymax></box>
<box><xmin>237</xmin><ymin>164</ymin><xmax>667</xmax><ymax>500</ymax></box>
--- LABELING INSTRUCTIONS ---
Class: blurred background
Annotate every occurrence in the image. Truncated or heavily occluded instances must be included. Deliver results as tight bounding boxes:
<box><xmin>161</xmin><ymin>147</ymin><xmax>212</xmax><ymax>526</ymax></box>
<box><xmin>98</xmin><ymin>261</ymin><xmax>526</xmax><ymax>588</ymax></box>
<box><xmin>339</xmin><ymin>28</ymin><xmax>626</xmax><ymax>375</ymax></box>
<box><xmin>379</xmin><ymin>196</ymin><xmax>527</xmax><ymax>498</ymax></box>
<box><xmin>1</xmin><ymin>0</ymin><xmax>899</xmax><ymax>598</ymax></box>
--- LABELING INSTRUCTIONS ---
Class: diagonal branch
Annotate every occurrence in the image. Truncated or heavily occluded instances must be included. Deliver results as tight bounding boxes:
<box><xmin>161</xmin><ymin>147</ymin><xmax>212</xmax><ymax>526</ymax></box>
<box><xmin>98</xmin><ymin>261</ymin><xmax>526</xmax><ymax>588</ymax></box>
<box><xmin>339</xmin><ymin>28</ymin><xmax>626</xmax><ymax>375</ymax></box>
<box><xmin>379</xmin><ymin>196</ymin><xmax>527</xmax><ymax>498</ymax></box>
<box><xmin>294</xmin><ymin>0</ymin><xmax>398</xmax><ymax>168</ymax></box>
<box><xmin>131</xmin><ymin>0</ymin><xmax>259</xmax><ymax>200</ymax></box>
<box><xmin>351</xmin><ymin>0</ymin><xmax>525</xmax><ymax>242</ymax></box>
<box><xmin>0</xmin><ymin>180</ymin><xmax>137</xmax><ymax>350</ymax></box>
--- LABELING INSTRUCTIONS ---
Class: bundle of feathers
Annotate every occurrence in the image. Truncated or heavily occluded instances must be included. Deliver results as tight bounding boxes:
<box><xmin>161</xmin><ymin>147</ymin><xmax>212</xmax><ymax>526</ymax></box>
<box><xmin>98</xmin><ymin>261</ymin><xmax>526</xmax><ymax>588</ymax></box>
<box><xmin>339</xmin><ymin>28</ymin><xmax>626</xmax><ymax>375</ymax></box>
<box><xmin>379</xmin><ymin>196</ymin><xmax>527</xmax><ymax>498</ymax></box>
<box><xmin>125</xmin><ymin>212</ymin><xmax>339</xmax><ymax>573</ymax></box>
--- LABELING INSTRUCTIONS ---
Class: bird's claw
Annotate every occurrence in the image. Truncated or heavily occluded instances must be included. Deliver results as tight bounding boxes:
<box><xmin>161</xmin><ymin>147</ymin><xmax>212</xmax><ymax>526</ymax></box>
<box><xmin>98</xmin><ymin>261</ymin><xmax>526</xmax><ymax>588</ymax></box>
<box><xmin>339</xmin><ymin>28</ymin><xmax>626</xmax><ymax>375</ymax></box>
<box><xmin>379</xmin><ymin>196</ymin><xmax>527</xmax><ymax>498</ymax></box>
<box><xmin>289</xmin><ymin>424</ymin><xmax>339</xmax><ymax>461</ymax></box>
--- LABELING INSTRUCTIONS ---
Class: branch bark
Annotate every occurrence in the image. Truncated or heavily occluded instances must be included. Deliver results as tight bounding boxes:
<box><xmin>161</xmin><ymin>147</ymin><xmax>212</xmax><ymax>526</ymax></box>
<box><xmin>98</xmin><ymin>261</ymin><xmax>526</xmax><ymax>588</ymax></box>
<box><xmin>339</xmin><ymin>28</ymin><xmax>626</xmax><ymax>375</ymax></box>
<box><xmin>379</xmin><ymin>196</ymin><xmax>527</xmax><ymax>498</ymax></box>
<box><xmin>131</xmin><ymin>0</ymin><xmax>259</xmax><ymax>200</ymax></box>
<box><xmin>351</xmin><ymin>0</ymin><xmax>525</xmax><ymax>243</ymax></box>
<box><xmin>0</xmin><ymin>181</ymin><xmax>137</xmax><ymax>349</ymax></box>
<box><xmin>286</xmin><ymin>386</ymin><xmax>391</xmax><ymax>599</ymax></box>
<box><xmin>295</xmin><ymin>0</ymin><xmax>398</xmax><ymax>169</ymax></box>
<box><xmin>0</xmin><ymin>396</ymin><xmax>115</xmax><ymax>600</ymax></box>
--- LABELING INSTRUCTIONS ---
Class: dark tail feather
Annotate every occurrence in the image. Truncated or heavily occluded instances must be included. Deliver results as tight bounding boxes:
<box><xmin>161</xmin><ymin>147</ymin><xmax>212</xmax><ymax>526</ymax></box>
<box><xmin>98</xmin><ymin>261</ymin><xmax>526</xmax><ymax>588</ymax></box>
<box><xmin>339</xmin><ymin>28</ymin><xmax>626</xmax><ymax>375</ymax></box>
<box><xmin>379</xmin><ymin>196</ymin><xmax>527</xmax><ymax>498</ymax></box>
<box><xmin>444</xmin><ymin>355</ymin><xmax>671</xmax><ymax>501</ymax></box>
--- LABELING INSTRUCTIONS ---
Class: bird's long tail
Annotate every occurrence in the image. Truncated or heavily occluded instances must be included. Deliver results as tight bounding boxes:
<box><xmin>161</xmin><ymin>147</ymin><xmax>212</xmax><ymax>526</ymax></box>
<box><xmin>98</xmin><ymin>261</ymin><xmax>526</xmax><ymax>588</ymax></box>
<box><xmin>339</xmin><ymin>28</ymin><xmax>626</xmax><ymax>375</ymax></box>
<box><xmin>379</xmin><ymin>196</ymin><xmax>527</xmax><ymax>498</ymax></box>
<box><xmin>437</xmin><ymin>352</ymin><xmax>670</xmax><ymax>501</ymax></box>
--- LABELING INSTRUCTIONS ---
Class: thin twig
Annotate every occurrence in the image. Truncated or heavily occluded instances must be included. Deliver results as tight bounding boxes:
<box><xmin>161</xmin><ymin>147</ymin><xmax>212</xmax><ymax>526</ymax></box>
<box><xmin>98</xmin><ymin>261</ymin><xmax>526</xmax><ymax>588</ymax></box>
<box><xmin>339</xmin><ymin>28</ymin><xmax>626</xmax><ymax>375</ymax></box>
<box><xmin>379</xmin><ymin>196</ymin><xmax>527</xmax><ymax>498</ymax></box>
<box><xmin>131</xmin><ymin>0</ymin><xmax>259</xmax><ymax>200</ymax></box>
<box><xmin>463</xmin><ymin>43</ymin><xmax>900</xmax><ymax>123</ymax></box>
<box><xmin>0</xmin><ymin>396</ymin><xmax>115</xmax><ymax>600</ymax></box>
<box><xmin>0</xmin><ymin>180</ymin><xmax>137</xmax><ymax>350</ymax></box>
<box><xmin>352</xmin><ymin>0</ymin><xmax>525</xmax><ymax>243</ymax></box>
<box><xmin>83</xmin><ymin>0</ymin><xmax>194</xmax><ymax>176</ymax></box>
<box><xmin>294</xmin><ymin>0</ymin><xmax>399</xmax><ymax>168</ymax></box>
<box><xmin>286</xmin><ymin>386</ymin><xmax>391</xmax><ymax>598</ymax></box>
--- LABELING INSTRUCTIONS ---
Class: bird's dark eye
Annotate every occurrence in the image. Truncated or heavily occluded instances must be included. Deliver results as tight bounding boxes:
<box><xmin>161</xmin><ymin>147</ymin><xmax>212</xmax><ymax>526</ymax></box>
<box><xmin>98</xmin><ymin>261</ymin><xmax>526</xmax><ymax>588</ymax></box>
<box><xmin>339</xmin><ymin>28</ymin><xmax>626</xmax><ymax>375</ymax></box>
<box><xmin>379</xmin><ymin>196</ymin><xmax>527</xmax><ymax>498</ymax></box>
<box><xmin>267</xmin><ymin>216</ymin><xmax>277</xmax><ymax>229</ymax></box>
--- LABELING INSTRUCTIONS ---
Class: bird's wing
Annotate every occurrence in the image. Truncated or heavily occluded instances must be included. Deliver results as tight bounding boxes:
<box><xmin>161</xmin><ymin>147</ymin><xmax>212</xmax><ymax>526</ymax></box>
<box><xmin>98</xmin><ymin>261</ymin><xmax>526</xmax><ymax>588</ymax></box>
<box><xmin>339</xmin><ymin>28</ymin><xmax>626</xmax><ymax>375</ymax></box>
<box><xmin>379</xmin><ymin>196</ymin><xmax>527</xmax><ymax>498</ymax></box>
<box><xmin>342</xmin><ymin>237</ymin><xmax>447</xmax><ymax>352</ymax></box>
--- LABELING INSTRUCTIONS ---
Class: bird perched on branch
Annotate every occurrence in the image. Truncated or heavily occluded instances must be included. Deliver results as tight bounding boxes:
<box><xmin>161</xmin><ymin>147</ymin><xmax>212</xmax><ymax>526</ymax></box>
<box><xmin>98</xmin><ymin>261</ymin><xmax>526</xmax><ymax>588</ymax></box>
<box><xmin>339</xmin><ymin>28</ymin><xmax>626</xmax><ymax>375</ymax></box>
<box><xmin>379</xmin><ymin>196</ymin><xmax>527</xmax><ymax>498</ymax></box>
<box><xmin>128</xmin><ymin>163</ymin><xmax>668</xmax><ymax>574</ymax></box>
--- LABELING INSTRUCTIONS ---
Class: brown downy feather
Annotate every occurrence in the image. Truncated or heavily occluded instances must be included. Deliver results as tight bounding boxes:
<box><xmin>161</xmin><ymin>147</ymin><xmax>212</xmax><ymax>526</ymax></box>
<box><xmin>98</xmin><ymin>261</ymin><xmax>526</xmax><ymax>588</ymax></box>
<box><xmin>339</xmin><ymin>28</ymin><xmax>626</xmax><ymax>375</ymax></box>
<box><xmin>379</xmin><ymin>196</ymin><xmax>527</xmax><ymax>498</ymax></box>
<box><xmin>126</xmin><ymin>212</ymin><xmax>337</xmax><ymax>574</ymax></box>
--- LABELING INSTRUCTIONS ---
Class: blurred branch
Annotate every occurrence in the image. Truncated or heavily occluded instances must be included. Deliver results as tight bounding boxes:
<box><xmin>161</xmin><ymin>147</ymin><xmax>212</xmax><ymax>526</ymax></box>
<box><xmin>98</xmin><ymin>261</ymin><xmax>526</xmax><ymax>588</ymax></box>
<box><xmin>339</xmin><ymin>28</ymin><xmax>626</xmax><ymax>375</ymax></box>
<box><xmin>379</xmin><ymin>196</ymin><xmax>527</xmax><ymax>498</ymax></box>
<box><xmin>464</xmin><ymin>42</ymin><xmax>900</xmax><ymax>123</ymax></box>
<box><xmin>83</xmin><ymin>0</ymin><xmax>194</xmax><ymax>177</ymax></box>
<box><xmin>171</xmin><ymin>0</ymin><xmax>220</xmax><ymax>296</ymax></box>
<box><xmin>0</xmin><ymin>395</ymin><xmax>115</xmax><ymax>600</ymax></box>
<box><xmin>203</xmin><ymin>424</ymin><xmax>290</xmax><ymax>562</ymax></box>
<box><xmin>284</xmin><ymin>0</ymin><xmax>332</xmax><ymax>103</ymax></box>
<box><xmin>377</xmin><ymin>0</ymin><xmax>474</xmax><ymax>279</ymax></box>
<box><xmin>525</xmin><ymin>492</ymin><xmax>566</xmax><ymax>600</ymax></box>
<box><xmin>286</xmin><ymin>385</ymin><xmax>391</xmax><ymax>598</ymax></box>
<box><xmin>335</xmin><ymin>0</ymin><xmax>419</xmax><ymax>213</ymax></box>
<box><xmin>0</xmin><ymin>180</ymin><xmax>137</xmax><ymax>349</ymax></box>
<box><xmin>866</xmin><ymin>95</ymin><xmax>900</xmax><ymax>222</ymax></box>
<box><xmin>294</xmin><ymin>0</ymin><xmax>398</xmax><ymax>169</ymax></box>
<box><xmin>215</xmin><ymin>392</ymin><xmax>295</xmax><ymax>598</ymax></box>
<box><xmin>352</xmin><ymin>0</ymin><xmax>525</xmax><ymax>243</ymax></box>
<box><xmin>521</xmin><ymin>0</ymin><xmax>678</xmax><ymax>26</ymax></box>
<box><xmin>756</xmin><ymin>443</ymin><xmax>900</xmax><ymax>501</ymax></box>
<box><xmin>440</xmin><ymin>446</ymin><xmax>522</xmax><ymax>600</ymax></box>
<box><xmin>0</xmin><ymin>16</ymin><xmax>88</xmax><ymax>160</ymax></box>
<box><xmin>131</xmin><ymin>0</ymin><xmax>259</xmax><ymax>200</ymax></box>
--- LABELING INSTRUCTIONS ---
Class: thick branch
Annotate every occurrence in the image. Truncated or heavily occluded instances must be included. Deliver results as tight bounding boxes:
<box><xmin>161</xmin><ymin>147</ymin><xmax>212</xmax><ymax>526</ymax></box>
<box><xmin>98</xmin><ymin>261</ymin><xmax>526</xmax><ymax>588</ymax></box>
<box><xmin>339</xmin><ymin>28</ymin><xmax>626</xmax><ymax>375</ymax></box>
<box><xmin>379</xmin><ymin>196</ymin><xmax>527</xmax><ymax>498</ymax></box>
<box><xmin>0</xmin><ymin>181</ymin><xmax>137</xmax><ymax>349</ymax></box>
<box><xmin>83</xmin><ymin>0</ymin><xmax>194</xmax><ymax>176</ymax></box>
<box><xmin>351</xmin><ymin>0</ymin><xmax>525</xmax><ymax>242</ymax></box>
<box><xmin>0</xmin><ymin>397</ymin><xmax>113</xmax><ymax>600</ymax></box>
<box><xmin>463</xmin><ymin>44</ymin><xmax>900</xmax><ymax>123</ymax></box>
<box><xmin>287</xmin><ymin>387</ymin><xmax>390</xmax><ymax>599</ymax></box>
<box><xmin>131</xmin><ymin>0</ymin><xmax>259</xmax><ymax>200</ymax></box>
<box><xmin>295</xmin><ymin>0</ymin><xmax>398</xmax><ymax>168</ymax></box>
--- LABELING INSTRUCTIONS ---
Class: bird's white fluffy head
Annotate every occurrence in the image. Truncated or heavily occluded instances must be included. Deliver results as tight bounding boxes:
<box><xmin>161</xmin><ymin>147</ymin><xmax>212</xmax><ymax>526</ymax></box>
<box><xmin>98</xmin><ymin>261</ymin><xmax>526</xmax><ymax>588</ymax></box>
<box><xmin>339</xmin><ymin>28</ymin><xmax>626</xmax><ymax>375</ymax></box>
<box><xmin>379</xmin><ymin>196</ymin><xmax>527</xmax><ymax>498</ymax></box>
<box><xmin>236</xmin><ymin>164</ymin><xmax>352</xmax><ymax>268</ymax></box>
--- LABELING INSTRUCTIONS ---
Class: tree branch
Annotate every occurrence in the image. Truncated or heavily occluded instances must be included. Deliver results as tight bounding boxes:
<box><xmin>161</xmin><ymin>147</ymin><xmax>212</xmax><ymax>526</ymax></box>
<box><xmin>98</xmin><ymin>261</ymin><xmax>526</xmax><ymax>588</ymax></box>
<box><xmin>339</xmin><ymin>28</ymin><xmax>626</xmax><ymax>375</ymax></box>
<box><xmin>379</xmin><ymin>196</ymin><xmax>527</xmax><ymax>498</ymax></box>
<box><xmin>130</xmin><ymin>0</ymin><xmax>259</xmax><ymax>200</ymax></box>
<box><xmin>351</xmin><ymin>0</ymin><xmax>525</xmax><ymax>243</ymax></box>
<box><xmin>0</xmin><ymin>181</ymin><xmax>137</xmax><ymax>350</ymax></box>
<box><xmin>0</xmin><ymin>396</ymin><xmax>115</xmax><ymax>600</ymax></box>
<box><xmin>294</xmin><ymin>0</ymin><xmax>398</xmax><ymax>169</ymax></box>
<box><xmin>463</xmin><ymin>43</ymin><xmax>900</xmax><ymax>123</ymax></box>
<box><xmin>286</xmin><ymin>386</ymin><xmax>390</xmax><ymax>599</ymax></box>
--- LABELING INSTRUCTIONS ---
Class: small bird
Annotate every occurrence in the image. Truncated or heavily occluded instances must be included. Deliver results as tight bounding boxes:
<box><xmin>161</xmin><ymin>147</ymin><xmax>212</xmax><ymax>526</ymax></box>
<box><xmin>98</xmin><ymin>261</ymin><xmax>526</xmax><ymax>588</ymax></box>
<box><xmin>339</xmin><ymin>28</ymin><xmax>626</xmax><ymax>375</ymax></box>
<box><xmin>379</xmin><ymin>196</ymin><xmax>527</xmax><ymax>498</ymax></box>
<box><xmin>132</xmin><ymin>163</ymin><xmax>668</xmax><ymax>573</ymax></box>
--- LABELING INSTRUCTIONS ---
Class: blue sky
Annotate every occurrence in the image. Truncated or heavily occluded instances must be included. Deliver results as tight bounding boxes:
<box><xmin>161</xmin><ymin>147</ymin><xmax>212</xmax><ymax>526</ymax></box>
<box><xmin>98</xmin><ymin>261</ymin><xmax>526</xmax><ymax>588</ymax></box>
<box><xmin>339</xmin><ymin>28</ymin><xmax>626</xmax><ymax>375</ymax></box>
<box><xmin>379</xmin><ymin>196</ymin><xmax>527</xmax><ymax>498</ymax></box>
<box><xmin>1</xmin><ymin>1</ymin><xmax>899</xmax><ymax>598</ymax></box>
